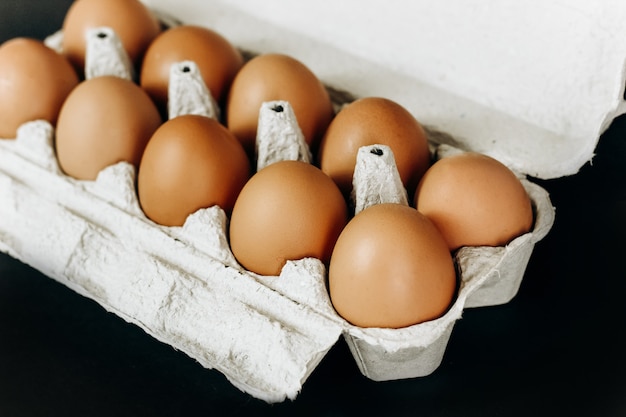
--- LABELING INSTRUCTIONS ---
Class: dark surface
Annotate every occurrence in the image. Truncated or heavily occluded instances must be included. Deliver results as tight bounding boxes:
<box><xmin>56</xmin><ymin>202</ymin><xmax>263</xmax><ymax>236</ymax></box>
<box><xmin>1</xmin><ymin>2</ymin><xmax>625</xmax><ymax>416</ymax></box>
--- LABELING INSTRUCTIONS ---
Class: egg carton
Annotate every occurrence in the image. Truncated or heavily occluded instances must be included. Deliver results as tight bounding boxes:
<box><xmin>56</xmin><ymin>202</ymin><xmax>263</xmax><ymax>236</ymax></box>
<box><xmin>3</xmin><ymin>0</ymin><xmax>626</xmax><ymax>404</ymax></box>
<box><xmin>0</xmin><ymin>118</ymin><xmax>553</xmax><ymax>401</ymax></box>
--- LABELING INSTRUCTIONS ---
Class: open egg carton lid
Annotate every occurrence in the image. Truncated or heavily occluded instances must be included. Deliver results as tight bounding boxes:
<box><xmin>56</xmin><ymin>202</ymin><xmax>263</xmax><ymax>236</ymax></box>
<box><xmin>1</xmin><ymin>0</ymin><xmax>626</xmax><ymax>405</ymax></box>
<box><xmin>145</xmin><ymin>0</ymin><xmax>626</xmax><ymax>179</ymax></box>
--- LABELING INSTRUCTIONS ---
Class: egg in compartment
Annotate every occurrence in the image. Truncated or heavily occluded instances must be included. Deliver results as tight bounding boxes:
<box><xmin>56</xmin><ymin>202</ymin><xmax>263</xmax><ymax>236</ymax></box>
<box><xmin>318</xmin><ymin>97</ymin><xmax>431</xmax><ymax>201</ymax></box>
<box><xmin>414</xmin><ymin>152</ymin><xmax>534</xmax><ymax>251</ymax></box>
<box><xmin>61</xmin><ymin>0</ymin><xmax>162</xmax><ymax>77</ymax></box>
<box><xmin>54</xmin><ymin>75</ymin><xmax>162</xmax><ymax>180</ymax></box>
<box><xmin>0</xmin><ymin>38</ymin><xmax>79</xmax><ymax>138</ymax></box>
<box><xmin>228</xmin><ymin>160</ymin><xmax>348</xmax><ymax>277</ymax></box>
<box><xmin>140</xmin><ymin>24</ymin><xmax>244</xmax><ymax>118</ymax></box>
<box><xmin>328</xmin><ymin>203</ymin><xmax>457</xmax><ymax>329</ymax></box>
<box><xmin>137</xmin><ymin>114</ymin><xmax>250</xmax><ymax>227</ymax></box>
<box><xmin>226</xmin><ymin>53</ymin><xmax>335</xmax><ymax>162</ymax></box>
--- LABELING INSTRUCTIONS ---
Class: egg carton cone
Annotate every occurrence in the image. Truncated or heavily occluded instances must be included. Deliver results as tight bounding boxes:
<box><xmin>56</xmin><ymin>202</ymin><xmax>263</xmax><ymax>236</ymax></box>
<box><xmin>3</xmin><ymin>0</ymin><xmax>626</xmax><ymax>403</ymax></box>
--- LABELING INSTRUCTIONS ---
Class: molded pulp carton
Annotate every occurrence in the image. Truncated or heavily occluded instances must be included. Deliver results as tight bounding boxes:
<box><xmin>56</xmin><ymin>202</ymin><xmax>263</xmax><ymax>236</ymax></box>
<box><xmin>1</xmin><ymin>0</ymin><xmax>626</xmax><ymax>403</ymax></box>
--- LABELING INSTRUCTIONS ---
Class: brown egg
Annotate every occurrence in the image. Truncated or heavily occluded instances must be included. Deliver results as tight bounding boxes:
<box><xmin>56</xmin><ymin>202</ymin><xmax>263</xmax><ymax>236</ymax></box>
<box><xmin>55</xmin><ymin>75</ymin><xmax>162</xmax><ymax>180</ymax></box>
<box><xmin>137</xmin><ymin>114</ymin><xmax>250</xmax><ymax>226</ymax></box>
<box><xmin>229</xmin><ymin>160</ymin><xmax>348</xmax><ymax>276</ymax></box>
<box><xmin>318</xmin><ymin>97</ymin><xmax>431</xmax><ymax>199</ymax></box>
<box><xmin>0</xmin><ymin>38</ymin><xmax>79</xmax><ymax>138</ymax></box>
<box><xmin>62</xmin><ymin>0</ymin><xmax>161</xmax><ymax>75</ymax></box>
<box><xmin>414</xmin><ymin>152</ymin><xmax>534</xmax><ymax>251</ymax></box>
<box><xmin>226</xmin><ymin>53</ymin><xmax>334</xmax><ymax>159</ymax></box>
<box><xmin>328</xmin><ymin>203</ymin><xmax>457</xmax><ymax>329</ymax></box>
<box><xmin>140</xmin><ymin>25</ymin><xmax>244</xmax><ymax>116</ymax></box>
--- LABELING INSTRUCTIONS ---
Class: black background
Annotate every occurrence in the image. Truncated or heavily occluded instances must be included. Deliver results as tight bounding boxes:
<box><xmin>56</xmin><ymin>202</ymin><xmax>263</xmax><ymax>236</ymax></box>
<box><xmin>1</xmin><ymin>1</ymin><xmax>625</xmax><ymax>416</ymax></box>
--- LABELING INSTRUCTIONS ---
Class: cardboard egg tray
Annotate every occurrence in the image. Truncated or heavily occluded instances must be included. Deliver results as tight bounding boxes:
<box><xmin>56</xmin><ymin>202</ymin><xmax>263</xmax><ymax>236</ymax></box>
<box><xmin>2</xmin><ymin>0</ymin><xmax>626</xmax><ymax>403</ymax></box>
